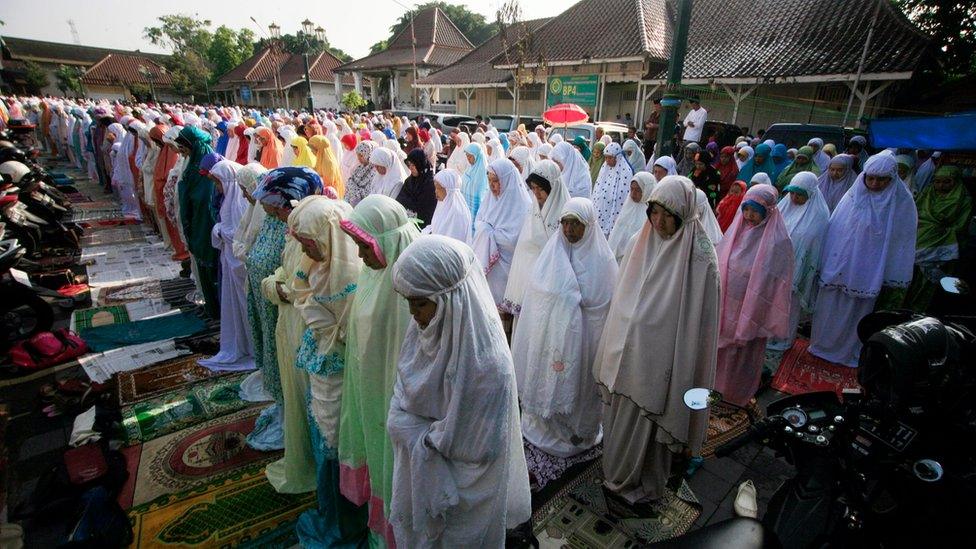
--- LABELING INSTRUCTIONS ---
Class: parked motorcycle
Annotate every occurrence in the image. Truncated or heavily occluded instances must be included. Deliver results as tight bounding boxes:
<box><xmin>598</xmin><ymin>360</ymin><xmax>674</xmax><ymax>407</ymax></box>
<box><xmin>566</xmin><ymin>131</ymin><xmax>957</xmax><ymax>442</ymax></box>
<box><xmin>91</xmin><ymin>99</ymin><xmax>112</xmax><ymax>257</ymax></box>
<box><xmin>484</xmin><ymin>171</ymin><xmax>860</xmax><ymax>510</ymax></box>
<box><xmin>652</xmin><ymin>313</ymin><xmax>976</xmax><ymax>548</ymax></box>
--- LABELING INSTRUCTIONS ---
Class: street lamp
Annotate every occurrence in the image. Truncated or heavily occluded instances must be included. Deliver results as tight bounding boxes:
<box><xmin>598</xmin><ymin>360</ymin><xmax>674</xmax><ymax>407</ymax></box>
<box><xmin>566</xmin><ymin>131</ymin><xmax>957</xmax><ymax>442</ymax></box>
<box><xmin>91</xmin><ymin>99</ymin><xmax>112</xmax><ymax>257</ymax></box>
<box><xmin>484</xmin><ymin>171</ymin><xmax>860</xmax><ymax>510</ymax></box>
<box><xmin>138</xmin><ymin>64</ymin><xmax>157</xmax><ymax>102</ymax></box>
<box><xmin>298</xmin><ymin>19</ymin><xmax>322</xmax><ymax>114</ymax></box>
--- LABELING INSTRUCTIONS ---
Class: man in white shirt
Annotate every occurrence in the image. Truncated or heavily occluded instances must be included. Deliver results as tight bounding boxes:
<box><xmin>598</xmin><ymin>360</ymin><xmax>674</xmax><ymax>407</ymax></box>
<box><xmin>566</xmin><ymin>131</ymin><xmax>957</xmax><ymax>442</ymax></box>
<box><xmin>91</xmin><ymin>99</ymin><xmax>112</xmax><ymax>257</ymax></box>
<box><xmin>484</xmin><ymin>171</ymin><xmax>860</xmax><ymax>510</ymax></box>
<box><xmin>681</xmin><ymin>98</ymin><xmax>707</xmax><ymax>144</ymax></box>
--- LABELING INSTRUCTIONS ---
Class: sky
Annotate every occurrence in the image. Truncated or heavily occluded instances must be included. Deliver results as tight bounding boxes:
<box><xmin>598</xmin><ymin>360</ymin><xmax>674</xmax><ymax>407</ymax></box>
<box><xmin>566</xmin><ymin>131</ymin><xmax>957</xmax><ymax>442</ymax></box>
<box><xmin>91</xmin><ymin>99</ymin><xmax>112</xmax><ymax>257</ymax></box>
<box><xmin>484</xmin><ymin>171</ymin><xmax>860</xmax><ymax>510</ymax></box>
<box><xmin>0</xmin><ymin>0</ymin><xmax>579</xmax><ymax>59</ymax></box>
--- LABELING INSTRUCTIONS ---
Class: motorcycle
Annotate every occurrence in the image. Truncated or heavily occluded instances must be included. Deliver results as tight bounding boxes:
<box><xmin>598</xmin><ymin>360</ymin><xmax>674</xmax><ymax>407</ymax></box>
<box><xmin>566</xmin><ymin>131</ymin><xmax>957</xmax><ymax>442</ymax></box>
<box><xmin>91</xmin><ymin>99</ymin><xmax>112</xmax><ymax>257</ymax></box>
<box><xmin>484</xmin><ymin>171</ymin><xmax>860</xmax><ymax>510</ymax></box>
<box><xmin>650</xmin><ymin>314</ymin><xmax>976</xmax><ymax>548</ymax></box>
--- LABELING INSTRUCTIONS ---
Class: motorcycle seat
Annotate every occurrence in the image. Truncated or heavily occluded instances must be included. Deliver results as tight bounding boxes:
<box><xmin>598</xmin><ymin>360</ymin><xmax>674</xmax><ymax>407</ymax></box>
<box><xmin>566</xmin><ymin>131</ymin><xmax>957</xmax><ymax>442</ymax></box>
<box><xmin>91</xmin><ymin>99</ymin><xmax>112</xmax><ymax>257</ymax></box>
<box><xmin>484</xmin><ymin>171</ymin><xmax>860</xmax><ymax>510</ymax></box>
<box><xmin>645</xmin><ymin>517</ymin><xmax>768</xmax><ymax>549</ymax></box>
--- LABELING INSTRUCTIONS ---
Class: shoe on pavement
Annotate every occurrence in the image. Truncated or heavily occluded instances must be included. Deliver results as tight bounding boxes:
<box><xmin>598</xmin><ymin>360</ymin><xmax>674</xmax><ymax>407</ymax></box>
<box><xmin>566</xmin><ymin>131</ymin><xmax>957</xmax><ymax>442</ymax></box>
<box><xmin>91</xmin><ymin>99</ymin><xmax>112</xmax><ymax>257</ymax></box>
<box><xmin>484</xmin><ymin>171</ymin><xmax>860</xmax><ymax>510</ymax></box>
<box><xmin>734</xmin><ymin>479</ymin><xmax>759</xmax><ymax>518</ymax></box>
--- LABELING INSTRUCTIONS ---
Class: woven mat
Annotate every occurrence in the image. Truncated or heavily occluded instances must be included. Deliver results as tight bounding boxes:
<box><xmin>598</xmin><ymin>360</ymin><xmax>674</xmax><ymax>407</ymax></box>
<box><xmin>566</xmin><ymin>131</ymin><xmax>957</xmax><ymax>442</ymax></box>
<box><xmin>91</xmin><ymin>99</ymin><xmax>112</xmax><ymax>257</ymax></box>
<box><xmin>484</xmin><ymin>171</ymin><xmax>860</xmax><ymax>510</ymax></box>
<box><xmin>121</xmin><ymin>372</ymin><xmax>253</xmax><ymax>444</ymax></box>
<box><xmin>771</xmin><ymin>338</ymin><xmax>861</xmax><ymax>398</ymax></box>
<box><xmin>701</xmin><ymin>400</ymin><xmax>765</xmax><ymax>458</ymax></box>
<box><xmin>118</xmin><ymin>408</ymin><xmax>280</xmax><ymax>509</ymax></box>
<box><xmin>532</xmin><ymin>461</ymin><xmax>700</xmax><ymax>547</ymax></box>
<box><xmin>117</xmin><ymin>354</ymin><xmax>216</xmax><ymax>406</ymax></box>
<box><xmin>127</xmin><ymin>462</ymin><xmax>312</xmax><ymax>548</ymax></box>
<box><xmin>72</xmin><ymin>304</ymin><xmax>130</xmax><ymax>330</ymax></box>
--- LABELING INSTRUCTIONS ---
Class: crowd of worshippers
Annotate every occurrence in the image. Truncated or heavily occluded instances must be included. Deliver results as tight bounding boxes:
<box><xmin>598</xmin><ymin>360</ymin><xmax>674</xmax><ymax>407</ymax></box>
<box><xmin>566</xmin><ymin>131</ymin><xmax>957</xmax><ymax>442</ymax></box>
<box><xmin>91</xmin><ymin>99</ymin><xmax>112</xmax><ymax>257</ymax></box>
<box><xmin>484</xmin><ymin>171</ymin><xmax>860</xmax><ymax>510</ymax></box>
<box><xmin>7</xmin><ymin>94</ymin><xmax>972</xmax><ymax>546</ymax></box>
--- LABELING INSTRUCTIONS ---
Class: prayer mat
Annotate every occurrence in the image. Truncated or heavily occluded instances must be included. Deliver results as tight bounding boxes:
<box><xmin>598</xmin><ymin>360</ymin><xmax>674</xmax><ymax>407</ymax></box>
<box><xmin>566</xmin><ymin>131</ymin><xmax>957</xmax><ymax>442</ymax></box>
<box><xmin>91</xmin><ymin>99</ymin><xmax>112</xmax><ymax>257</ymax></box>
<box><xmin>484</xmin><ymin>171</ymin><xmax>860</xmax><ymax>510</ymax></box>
<box><xmin>127</xmin><ymin>463</ymin><xmax>313</xmax><ymax>548</ymax></box>
<box><xmin>80</xmin><ymin>310</ymin><xmax>207</xmax><ymax>352</ymax></box>
<box><xmin>72</xmin><ymin>304</ymin><xmax>130</xmax><ymax>330</ymax></box>
<box><xmin>117</xmin><ymin>354</ymin><xmax>216</xmax><ymax>406</ymax></box>
<box><xmin>63</xmin><ymin>191</ymin><xmax>92</xmax><ymax>203</ymax></box>
<box><xmin>525</xmin><ymin>441</ymin><xmax>602</xmax><ymax>491</ymax></box>
<box><xmin>69</xmin><ymin>207</ymin><xmax>126</xmax><ymax>222</ymax></box>
<box><xmin>79</xmin><ymin>225</ymin><xmax>150</xmax><ymax>247</ymax></box>
<box><xmin>771</xmin><ymin>338</ymin><xmax>862</xmax><ymax>399</ymax></box>
<box><xmin>532</xmin><ymin>461</ymin><xmax>700</xmax><ymax>547</ymax></box>
<box><xmin>98</xmin><ymin>280</ymin><xmax>164</xmax><ymax>305</ymax></box>
<box><xmin>701</xmin><ymin>400</ymin><xmax>765</xmax><ymax>458</ymax></box>
<box><xmin>118</xmin><ymin>409</ymin><xmax>281</xmax><ymax>509</ymax></box>
<box><xmin>122</xmin><ymin>372</ymin><xmax>253</xmax><ymax>444</ymax></box>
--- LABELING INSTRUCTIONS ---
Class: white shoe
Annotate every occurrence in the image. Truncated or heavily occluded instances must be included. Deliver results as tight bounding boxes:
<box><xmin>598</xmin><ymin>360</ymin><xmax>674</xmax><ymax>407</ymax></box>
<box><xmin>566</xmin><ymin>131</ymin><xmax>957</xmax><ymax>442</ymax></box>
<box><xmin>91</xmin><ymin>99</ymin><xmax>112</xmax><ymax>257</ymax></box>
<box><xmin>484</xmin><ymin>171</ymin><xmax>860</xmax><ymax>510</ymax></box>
<box><xmin>733</xmin><ymin>479</ymin><xmax>759</xmax><ymax>518</ymax></box>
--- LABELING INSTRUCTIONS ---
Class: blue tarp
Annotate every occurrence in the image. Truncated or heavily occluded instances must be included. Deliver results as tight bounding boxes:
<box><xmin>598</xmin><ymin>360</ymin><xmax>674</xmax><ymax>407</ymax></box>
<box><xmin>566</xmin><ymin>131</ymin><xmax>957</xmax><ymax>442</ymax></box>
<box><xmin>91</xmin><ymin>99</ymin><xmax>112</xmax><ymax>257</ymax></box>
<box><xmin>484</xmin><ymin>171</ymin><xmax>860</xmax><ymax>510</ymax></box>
<box><xmin>869</xmin><ymin>112</ymin><xmax>976</xmax><ymax>152</ymax></box>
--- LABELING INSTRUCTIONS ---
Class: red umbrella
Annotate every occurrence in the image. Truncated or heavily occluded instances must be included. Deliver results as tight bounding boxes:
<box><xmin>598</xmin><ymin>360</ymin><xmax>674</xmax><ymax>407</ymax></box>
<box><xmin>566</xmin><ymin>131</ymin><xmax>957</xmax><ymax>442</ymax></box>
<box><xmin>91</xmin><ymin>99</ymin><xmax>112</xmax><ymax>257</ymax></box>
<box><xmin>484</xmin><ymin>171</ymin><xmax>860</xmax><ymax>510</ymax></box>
<box><xmin>543</xmin><ymin>103</ymin><xmax>589</xmax><ymax>126</ymax></box>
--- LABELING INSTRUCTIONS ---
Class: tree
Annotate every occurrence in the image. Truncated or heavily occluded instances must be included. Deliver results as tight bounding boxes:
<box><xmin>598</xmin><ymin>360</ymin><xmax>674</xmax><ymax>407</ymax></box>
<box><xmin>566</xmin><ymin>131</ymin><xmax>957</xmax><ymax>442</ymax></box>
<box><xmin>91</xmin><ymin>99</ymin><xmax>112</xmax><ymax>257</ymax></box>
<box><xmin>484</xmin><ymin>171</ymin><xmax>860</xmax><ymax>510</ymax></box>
<box><xmin>255</xmin><ymin>31</ymin><xmax>352</xmax><ymax>63</ymax></box>
<box><xmin>209</xmin><ymin>25</ymin><xmax>254</xmax><ymax>78</ymax></box>
<box><xmin>145</xmin><ymin>15</ymin><xmax>214</xmax><ymax>98</ymax></box>
<box><xmin>341</xmin><ymin>90</ymin><xmax>368</xmax><ymax>112</ymax></box>
<box><xmin>893</xmin><ymin>0</ymin><xmax>976</xmax><ymax>79</ymax></box>
<box><xmin>22</xmin><ymin>60</ymin><xmax>49</xmax><ymax>93</ymax></box>
<box><xmin>369</xmin><ymin>40</ymin><xmax>388</xmax><ymax>55</ymax></box>
<box><xmin>387</xmin><ymin>1</ymin><xmax>493</xmax><ymax>47</ymax></box>
<box><xmin>54</xmin><ymin>64</ymin><xmax>85</xmax><ymax>96</ymax></box>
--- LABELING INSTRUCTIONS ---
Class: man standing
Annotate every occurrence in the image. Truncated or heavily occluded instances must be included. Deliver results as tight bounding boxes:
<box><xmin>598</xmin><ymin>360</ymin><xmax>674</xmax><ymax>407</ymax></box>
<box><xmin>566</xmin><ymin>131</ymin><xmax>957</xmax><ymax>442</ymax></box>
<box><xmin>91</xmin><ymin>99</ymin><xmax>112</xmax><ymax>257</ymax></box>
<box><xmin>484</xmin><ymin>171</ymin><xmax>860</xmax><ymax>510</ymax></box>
<box><xmin>682</xmin><ymin>97</ymin><xmax>707</xmax><ymax>146</ymax></box>
<box><xmin>643</xmin><ymin>99</ymin><xmax>661</xmax><ymax>158</ymax></box>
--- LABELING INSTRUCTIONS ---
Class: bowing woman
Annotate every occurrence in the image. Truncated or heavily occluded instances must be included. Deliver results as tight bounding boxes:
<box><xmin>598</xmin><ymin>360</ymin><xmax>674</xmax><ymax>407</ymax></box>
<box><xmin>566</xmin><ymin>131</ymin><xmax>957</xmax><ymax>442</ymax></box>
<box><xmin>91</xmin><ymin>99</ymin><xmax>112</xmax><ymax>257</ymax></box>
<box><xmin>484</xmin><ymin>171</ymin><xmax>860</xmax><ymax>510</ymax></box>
<box><xmin>388</xmin><ymin>235</ymin><xmax>531</xmax><ymax>547</ymax></box>
<box><xmin>714</xmin><ymin>184</ymin><xmax>794</xmax><ymax>406</ymax></box>
<box><xmin>595</xmin><ymin>175</ymin><xmax>719</xmax><ymax>504</ymax></box>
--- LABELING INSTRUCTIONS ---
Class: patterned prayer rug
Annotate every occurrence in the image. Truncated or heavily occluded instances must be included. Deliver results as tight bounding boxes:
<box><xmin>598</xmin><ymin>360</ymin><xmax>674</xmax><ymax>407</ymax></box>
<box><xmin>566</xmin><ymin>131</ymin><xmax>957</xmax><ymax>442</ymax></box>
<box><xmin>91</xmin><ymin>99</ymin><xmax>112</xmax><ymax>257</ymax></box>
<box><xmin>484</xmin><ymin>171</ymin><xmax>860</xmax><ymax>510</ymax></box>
<box><xmin>127</xmin><ymin>463</ymin><xmax>313</xmax><ymax>548</ymax></box>
<box><xmin>117</xmin><ymin>354</ymin><xmax>216</xmax><ymax>406</ymax></box>
<box><xmin>532</xmin><ymin>461</ymin><xmax>701</xmax><ymax>547</ymax></box>
<box><xmin>72</xmin><ymin>304</ymin><xmax>130</xmax><ymax>330</ymax></box>
<box><xmin>525</xmin><ymin>441</ymin><xmax>602</xmax><ymax>491</ymax></box>
<box><xmin>118</xmin><ymin>409</ymin><xmax>281</xmax><ymax>509</ymax></box>
<box><xmin>701</xmin><ymin>399</ymin><xmax>765</xmax><ymax>458</ymax></box>
<box><xmin>771</xmin><ymin>338</ymin><xmax>862</xmax><ymax>399</ymax></box>
<box><xmin>122</xmin><ymin>372</ymin><xmax>254</xmax><ymax>444</ymax></box>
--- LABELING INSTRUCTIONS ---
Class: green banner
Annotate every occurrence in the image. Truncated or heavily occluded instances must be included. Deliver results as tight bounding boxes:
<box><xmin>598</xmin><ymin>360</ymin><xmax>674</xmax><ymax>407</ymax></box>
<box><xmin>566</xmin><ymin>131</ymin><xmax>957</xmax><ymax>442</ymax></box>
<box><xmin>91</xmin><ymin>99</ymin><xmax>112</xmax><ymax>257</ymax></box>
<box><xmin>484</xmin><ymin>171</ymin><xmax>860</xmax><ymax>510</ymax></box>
<box><xmin>546</xmin><ymin>75</ymin><xmax>599</xmax><ymax>108</ymax></box>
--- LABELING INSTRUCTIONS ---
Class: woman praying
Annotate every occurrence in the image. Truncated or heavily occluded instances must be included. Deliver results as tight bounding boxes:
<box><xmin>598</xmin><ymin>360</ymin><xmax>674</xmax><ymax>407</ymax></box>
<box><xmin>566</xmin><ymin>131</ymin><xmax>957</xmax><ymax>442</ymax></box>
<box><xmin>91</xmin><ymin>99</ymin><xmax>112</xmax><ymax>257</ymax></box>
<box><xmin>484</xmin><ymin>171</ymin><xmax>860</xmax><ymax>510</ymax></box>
<box><xmin>422</xmin><ymin>168</ymin><xmax>472</xmax><ymax>244</ymax></box>
<box><xmin>591</xmin><ymin>142</ymin><xmax>635</xmax><ymax>237</ymax></box>
<box><xmin>607</xmin><ymin>172</ymin><xmax>655</xmax><ymax>262</ymax></box>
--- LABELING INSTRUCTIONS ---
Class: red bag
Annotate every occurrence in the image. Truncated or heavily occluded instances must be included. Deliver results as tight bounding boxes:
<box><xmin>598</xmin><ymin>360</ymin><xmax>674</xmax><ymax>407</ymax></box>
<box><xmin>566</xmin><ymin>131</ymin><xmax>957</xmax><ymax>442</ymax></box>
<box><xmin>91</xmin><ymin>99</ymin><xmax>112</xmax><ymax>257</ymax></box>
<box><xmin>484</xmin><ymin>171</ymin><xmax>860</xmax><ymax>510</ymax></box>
<box><xmin>63</xmin><ymin>443</ymin><xmax>108</xmax><ymax>485</ymax></box>
<box><xmin>9</xmin><ymin>329</ymin><xmax>88</xmax><ymax>370</ymax></box>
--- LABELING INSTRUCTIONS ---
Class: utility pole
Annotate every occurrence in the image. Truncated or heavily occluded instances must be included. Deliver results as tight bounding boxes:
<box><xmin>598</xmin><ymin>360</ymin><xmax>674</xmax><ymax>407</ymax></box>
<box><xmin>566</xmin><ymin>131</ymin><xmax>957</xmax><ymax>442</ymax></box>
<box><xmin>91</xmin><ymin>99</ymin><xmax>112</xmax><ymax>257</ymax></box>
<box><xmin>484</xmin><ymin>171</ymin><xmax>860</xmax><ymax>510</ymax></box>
<box><xmin>655</xmin><ymin>0</ymin><xmax>693</xmax><ymax>159</ymax></box>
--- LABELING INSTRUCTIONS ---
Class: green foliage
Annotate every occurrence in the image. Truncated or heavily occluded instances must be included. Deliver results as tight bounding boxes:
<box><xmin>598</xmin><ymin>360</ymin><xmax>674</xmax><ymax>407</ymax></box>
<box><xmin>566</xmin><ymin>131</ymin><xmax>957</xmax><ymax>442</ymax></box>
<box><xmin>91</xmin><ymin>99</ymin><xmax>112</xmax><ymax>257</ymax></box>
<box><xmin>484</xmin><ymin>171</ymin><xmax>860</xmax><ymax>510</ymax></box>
<box><xmin>22</xmin><ymin>60</ymin><xmax>49</xmax><ymax>93</ymax></box>
<box><xmin>209</xmin><ymin>25</ymin><xmax>254</xmax><ymax>78</ymax></box>
<box><xmin>54</xmin><ymin>64</ymin><xmax>85</xmax><ymax>95</ymax></box>
<box><xmin>341</xmin><ymin>90</ymin><xmax>368</xmax><ymax>112</ymax></box>
<box><xmin>127</xmin><ymin>82</ymin><xmax>151</xmax><ymax>101</ymax></box>
<box><xmin>388</xmin><ymin>1</ymin><xmax>492</xmax><ymax>46</ymax></box>
<box><xmin>369</xmin><ymin>40</ymin><xmax>388</xmax><ymax>55</ymax></box>
<box><xmin>254</xmin><ymin>31</ymin><xmax>351</xmax><ymax>63</ymax></box>
<box><xmin>892</xmin><ymin>0</ymin><xmax>976</xmax><ymax>79</ymax></box>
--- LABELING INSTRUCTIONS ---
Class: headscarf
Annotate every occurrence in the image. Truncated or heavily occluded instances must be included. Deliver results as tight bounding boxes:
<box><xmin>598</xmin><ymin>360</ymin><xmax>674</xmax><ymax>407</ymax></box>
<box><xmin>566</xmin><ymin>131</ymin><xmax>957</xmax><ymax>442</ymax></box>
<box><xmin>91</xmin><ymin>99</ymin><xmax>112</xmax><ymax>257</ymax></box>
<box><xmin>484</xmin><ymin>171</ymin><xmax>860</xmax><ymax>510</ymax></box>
<box><xmin>776</xmin><ymin>145</ymin><xmax>820</xmax><ymax>189</ymax></box>
<box><xmin>175</xmin><ymin>125</ymin><xmax>218</xmax><ymax>262</ymax></box>
<box><xmin>346</xmin><ymin>140</ymin><xmax>378</xmax><ymax>206</ymax></box>
<box><xmin>770</xmin><ymin>143</ymin><xmax>789</xmax><ymax>181</ymax></box>
<box><xmin>607</xmin><ymin>171</ymin><xmax>654</xmax><ymax>262</ymax></box>
<box><xmin>716</xmin><ymin>184</ymin><xmax>794</xmax><ymax>347</ymax></box>
<box><xmin>507</xmin><ymin>145</ymin><xmax>535</xmax><ymax>182</ymax></box>
<box><xmin>513</xmin><ymin>197</ymin><xmax>618</xmax><ymax>417</ymax></box>
<box><xmin>589</xmin><ymin>141</ymin><xmax>606</xmax><ymax>182</ymax></box>
<box><xmin>819</xmin><ymin>153</ymin><xmax>917</xmax><ymax>298</ymax></box>
<box><xmin>471</xmin><ymin>158</ymin><xmax>533</xmax><ymax>303</ymax></box>
<box><xmin>551</xmin><ymin>141</ymin><xmax>592</xmax><ymax>198</ymax></box>
<box><xmin>653</xmin><ymin>155</ymin><xmax>678</xmax><ymax>177</ymax></box>
<box><xmin>816</xmin><ymin>154</ymin><xmax>857</xmax><ymax>212</ymax></box>
<box><xmin>369</xmin><ymin>147</ymin><xmax>406</xmax><ymax>198</ymax></box>
<box><xmin>735</xmin><ymin>145</ymin><xmax>754</xmax><ymax>170</ymax></box>
<box><xmin>308</xmin><ymin>134</ymin><xmax>343</xmax><ymax>198</ymax></box>
<box><xmin>676</xmin><ymin>142</ymin><xmax>700</xmax><ymax>175</ymax></box>
<box><xmin>215</xmin><ymin>120</ymin><xmax>230</xmax><ymax>156</ymax></box>
<box><xmin>255</xmin><ymin>126</ymin><xmax>282</xmax><ymax>169</ymax></box>
<box><xmin>290</xmin><ymin>135</ymin><xmax>316</xmax><ymax>168</ymax></box>
<box><xmin>210</xmin><ymin>160</ymin><xmax>247</xmax><ymax>250</ymax></box>
<box><xmin>778</xmin><ymin>171</ymin><xmax>830</xmax><ymax>312</ymax></box>
<box><xmin>537</xmin><ymin>143</ymin><xmax>553</xmax><ymax>160</ymax></box>
<box><xmin>594</xmin><ymin>175</ymin><xmax>719</xmax><ymax>454</ymax></box>
<box><xmin>914</xmin><ymin>165</ymin><xmax>972</xmax><ymax>280</ymax></box>
<box><xmin>895</xmin><ymin>154</ymin><xmax>916</xmax><ymax>192</ymax></box>
<box><xmin>232</xmin><ymin>125</ymin><xmax>250</xmax><ymax>165</ymax></box>
<box><xmin>288</xmin><ymin>196</ymin><xmax>360</xmax><ymax>357</ymax></box>
<box><xmin>397</xmin><ymin>148</ymin><xmax>437</xmax><ymax>226</ymax></box>
<box><xmin>252</xmin><ymin>166</ymin><xmax>323</xmax><ymax>209</ymax></box>
<box><xmin>717</xmin><ymin>145</ymin><xmax>739</xmax><ymax>193</ymax></box>
<box><xmin>696</xmin><ymin>188</ymin><xmax>723</xmax><ymax>245</ymax></box>
<box><xmin>572</xmin><ymin>135</ymin><xmax>591</xmax><ymax>161</ymax></box>
<box><xmin>461</xmin><ymin>142</ymin><xmax>489</xmax><ymax>224</ymax></box>
<box><xmin>486</xmin><ymin>138</ymin><xmax>505</xmax><ymax>163</ymax></box>
<box><xmin>736</xmin><ymin>143</ymin><xmax>776</xmax><ymax>186</ymax></box>
<box><xmin>622</xmin><ymin>139</ymin><xmax>646</xmax><ymax>173</ymax></box>
<box><xmin>424</xmin><ymin>169</ymin><xmax>472</xmax><ymax>244</ymax></box>
<box><xmin>716</xmin><ymin>180</ymin><xmax>747</xmax><ymax>231</ymax></box>
<box><xmin>808</xmin><ymin>138</ymin><xmax>831</xmax><ymax>172</ymax></box>
<box><xmin>387</xmin><ymin>235</ymin><xmax>530</xmax><ymax>548</ymax></box>
<box><xmin>913</xmin><ymin>151</ymin><xmax>941</xmax><ymax>193</ymax></box>
<box><xmin>503</xmin><ymin>159</ymin><xmax>570</xmax><ymax>314</ymax></box>
<box><xmin>591</xmin><ymin>142</ymin><xmax>635</xmax><ymax>237</ymax></box>
<box><xmin>232</xmin><ymin>163</ymin><xmax>269</xmax><ymax>260</ymax></box>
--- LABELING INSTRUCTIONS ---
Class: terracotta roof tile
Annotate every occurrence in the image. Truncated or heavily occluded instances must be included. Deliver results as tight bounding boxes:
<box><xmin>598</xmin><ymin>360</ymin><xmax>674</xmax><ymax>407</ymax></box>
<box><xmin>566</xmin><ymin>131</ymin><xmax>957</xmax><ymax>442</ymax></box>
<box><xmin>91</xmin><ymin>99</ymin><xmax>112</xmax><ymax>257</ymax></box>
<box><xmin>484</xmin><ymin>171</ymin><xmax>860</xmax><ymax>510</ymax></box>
<box><xmin>80</xmin><ymin>54</ymin><xmax>173</xmax><ymax>87</ymax></box>
<box><xmin>2</xmin><ymin>36</ymin><xmax>169</xmax><ymax>66</ymax></box>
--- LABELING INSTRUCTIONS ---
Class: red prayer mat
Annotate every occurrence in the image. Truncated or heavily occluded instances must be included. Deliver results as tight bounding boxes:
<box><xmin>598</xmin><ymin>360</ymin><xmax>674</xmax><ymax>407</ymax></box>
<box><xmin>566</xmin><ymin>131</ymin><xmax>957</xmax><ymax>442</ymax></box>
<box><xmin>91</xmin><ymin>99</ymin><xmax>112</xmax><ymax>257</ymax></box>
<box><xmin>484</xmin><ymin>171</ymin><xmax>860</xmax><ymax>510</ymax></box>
<box><xmin>771</xmin><ymin>338</ymin><xmax>862</xmax><ymax>398</ymax></box>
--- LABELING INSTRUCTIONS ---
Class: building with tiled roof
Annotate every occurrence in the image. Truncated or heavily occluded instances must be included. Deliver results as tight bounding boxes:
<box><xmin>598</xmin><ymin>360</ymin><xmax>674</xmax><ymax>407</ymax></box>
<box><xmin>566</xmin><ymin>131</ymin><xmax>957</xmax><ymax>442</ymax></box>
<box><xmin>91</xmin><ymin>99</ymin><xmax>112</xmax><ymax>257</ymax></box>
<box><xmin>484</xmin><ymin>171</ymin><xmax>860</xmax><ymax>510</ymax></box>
<box><xmin>213</xmin><ymin>46</ymin><xmax>360</xmax><ymax>109</ymax></box>
<box><xmin>416</xmin><ymin>0</ymin><xmax>929</xmax><ymax>131</ymax></box>
<box><xmin>1</xmin><ymin>35</ymin><xmax>170</xmax><ymax>96</ymax></box>
<box><xmin>80</xmin><ymin>53</ymin><xmax>177</xmax><ymax>101</ymax></box>
<box><xmin>335</xmin><ymin>6</ymin><xmax>474</xmax><ymax>109</ymax></box>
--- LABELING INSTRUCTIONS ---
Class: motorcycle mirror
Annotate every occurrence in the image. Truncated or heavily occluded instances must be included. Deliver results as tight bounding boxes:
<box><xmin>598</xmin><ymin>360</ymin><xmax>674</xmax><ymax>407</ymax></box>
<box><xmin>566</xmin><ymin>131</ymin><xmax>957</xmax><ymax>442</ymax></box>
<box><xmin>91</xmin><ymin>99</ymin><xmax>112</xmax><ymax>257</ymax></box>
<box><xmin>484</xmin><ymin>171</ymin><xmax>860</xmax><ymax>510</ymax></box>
<box><xmin>940</xmin><ymin>277</ymin><xmax>967</xmax><ymax>295</ymax></box>
<box><xmin>683</xmin><ymin>387</ymin><xmax>722</xmax><ymax>410</ymax></box>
